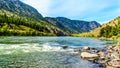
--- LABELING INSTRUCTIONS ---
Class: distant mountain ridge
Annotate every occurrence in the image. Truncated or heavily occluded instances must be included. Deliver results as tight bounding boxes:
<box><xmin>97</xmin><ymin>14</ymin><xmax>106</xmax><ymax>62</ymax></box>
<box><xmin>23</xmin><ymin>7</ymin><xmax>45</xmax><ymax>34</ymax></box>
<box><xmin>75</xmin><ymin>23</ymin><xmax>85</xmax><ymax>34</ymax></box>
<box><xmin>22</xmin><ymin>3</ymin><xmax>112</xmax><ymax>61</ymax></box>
<box><xmin>45</xmin><ymin>17</ymin><xmax>100</xmax><ymax>33</ymax></box>
<box><xmin>0</xmin><ymin>0</ymin><xmax>100</xmax><ymax>36</ymax></box>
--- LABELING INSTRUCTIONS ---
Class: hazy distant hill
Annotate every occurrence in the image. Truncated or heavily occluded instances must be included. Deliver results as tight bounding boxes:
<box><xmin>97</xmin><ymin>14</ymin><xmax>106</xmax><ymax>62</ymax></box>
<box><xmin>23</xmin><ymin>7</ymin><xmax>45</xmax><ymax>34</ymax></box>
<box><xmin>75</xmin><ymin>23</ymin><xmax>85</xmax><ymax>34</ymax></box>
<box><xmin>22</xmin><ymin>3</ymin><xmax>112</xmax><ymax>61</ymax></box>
<box><xmin>45</xmin><ymin>17</ymin><xmax>100</xmax><ymax>33</ymax></box>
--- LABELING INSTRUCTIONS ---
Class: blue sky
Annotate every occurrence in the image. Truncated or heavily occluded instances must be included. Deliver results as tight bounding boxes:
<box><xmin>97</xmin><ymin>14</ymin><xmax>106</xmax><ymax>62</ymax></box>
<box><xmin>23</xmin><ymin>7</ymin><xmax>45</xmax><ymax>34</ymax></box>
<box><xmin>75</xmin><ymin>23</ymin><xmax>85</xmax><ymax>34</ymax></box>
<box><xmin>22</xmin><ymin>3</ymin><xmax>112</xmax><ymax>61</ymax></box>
<box><xmin>21</xmin><ymin>0</ymin><xmax>120</xmax><ymax>24</ymax></box>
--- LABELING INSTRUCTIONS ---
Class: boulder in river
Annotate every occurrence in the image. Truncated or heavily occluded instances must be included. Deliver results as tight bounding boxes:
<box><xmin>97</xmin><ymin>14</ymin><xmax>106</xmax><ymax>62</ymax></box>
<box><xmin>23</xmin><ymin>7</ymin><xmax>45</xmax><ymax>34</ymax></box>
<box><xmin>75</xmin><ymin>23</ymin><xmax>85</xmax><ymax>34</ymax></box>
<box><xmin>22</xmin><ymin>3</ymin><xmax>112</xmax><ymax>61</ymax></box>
<box><xmin>80</xmin><ymin>52</ymin><xmax>99</xmax><ymax>59</ymax></box>
<box><xmin>83</xmin><ymin>46</ymin><xmax>90</xmax><ymax>50</ymax></box>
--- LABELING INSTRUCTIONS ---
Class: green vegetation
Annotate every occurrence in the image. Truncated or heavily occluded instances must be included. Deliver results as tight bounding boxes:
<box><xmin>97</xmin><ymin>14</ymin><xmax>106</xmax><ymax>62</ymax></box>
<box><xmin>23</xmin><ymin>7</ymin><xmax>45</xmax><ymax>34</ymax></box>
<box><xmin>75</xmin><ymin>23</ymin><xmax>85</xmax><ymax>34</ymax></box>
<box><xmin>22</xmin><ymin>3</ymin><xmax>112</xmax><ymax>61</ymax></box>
<box><xmin>73</xmin><ymin>17</ymin><xmax>120</xmax><ymax>40</ymax></box>
<box><xmin>0</xmin><ymin>10</ymin><xmax>66</xmax><ymax>36</ymax></box>
<box><xmin>99</xmin><ymin>17</ymin><xmax>120</xmax><ymax>38</ymax></box>
<box><xmin>72</xmin><ymin>33</ymin><xmax>97</xmax><ymax>37</ymax></box>
<box><xmin>100</xmin><ymin>25</ymin><xmax>117</xmax><ymax>38</ymax></box>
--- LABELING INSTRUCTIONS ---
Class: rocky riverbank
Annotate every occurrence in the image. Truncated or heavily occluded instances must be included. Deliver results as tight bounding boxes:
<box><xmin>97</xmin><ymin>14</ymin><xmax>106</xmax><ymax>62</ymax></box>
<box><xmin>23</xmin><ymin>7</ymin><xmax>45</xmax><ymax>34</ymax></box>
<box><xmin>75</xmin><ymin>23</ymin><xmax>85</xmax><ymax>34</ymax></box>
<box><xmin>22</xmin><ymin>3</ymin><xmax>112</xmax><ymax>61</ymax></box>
<box><xmin>104</xmin><ymin>42</ymin><xmax>120</xmax><ymax>68</ymax></box>
<box><xmin>78</xmin><ymin>41</ymin><xmax>120</xmax><ymax>68</ymax></box>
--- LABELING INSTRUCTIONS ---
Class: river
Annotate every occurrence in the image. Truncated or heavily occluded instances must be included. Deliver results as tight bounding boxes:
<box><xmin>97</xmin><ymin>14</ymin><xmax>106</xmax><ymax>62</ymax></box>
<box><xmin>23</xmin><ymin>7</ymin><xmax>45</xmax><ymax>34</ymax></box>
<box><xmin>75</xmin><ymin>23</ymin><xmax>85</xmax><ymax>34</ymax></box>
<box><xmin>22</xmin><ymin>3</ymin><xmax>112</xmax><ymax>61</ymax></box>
<box><xmin>0</xmin><ymin>36</ymin><xmax>114</xmax><ymax>68</ymax></box>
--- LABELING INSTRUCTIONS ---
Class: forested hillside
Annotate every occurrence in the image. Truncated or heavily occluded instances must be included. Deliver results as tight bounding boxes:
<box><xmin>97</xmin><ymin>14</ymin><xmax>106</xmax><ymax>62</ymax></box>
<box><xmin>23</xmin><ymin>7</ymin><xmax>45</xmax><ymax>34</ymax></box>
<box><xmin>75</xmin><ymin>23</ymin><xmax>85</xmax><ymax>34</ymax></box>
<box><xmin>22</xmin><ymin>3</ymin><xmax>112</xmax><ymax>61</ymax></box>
<box><xmin>0</xmin><ymin>10</ymin><xmax>67</xmax><ymax>36</ymax></box>
<box><xmin>99</xmin><ymin>17</ymin><xmax>120</xmax><ymax>38</ymax></box>
<box><xmin>0</xmin><ymin>0</ymin><xmax>68</xmax><ymax>36</ymax></box>
<box><xmin>73</xmin><ymin>17</ymin><xmax>120</xmax><ymax>39</ymax></box>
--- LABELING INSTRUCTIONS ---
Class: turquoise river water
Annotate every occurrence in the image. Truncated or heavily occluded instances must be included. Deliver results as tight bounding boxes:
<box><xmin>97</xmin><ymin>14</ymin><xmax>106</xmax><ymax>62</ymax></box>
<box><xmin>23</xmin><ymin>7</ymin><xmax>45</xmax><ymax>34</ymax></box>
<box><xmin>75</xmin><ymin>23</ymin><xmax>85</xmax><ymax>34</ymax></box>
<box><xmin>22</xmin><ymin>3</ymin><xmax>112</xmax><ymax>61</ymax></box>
<box><xmin>0</xmin><ymin>36</ymin><xmax>114</xmax><ymax>68</ymax></box>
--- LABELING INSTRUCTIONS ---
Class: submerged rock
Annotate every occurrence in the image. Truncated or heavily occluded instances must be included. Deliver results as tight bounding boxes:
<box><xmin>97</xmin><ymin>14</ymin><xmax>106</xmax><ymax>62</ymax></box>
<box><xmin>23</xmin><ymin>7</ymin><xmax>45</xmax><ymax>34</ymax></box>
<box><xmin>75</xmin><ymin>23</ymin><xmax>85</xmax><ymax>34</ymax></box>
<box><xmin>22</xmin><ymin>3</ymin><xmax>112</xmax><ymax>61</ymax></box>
<box><xmin>62</xmin><ymin>46</ymin><xmax>68</xmax><ymax>49</ymax></box>
<box><xmin>74</xmin><ymin>48</ymin><xmax>81</xmax><ymax>52</ymax></box>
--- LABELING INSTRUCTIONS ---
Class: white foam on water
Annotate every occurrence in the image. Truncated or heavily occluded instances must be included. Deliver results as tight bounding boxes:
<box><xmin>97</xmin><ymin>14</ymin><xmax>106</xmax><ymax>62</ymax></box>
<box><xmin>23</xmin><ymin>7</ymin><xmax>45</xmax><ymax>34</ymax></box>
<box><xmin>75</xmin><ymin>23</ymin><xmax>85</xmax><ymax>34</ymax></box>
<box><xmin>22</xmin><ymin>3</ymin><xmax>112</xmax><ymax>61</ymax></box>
<box><xmin>22</xmin><ymin>49</ymin><xmax>30</xmax><ymax>53</ymax></box>
<box><xmin>4</xmin><ymin>51</ymin><xmax>12</xmax><ymax>54</ymax></box>
<box><xmin>41</xmin><ymin>44</ymin><xmax>62</xmax><ymax>51</ymax></box>
<box><xmin>42</xmin><ymin>45</ymin><xmax>52</xmax><ymax>50</ymax></box>
<box><xmin>11</xmin><ymin>45</ymin><xmax>21</xmax><ymax>48</ymax></box>
<box><xmin>0</xmin><ymin>43</ymin><xmax>77</xmax><ymax>55</ymax></box>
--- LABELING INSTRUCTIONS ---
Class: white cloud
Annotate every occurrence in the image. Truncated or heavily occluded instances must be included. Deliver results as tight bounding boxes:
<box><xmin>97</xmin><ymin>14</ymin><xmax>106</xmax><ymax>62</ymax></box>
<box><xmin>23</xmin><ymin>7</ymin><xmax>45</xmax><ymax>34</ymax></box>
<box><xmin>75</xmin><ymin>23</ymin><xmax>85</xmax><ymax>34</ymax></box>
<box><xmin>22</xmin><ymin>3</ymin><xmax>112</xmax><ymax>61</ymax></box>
<box><xmin>48</xmin><ymin>0</ymin><xmax>119</xmax><ymax>19</ymax></box>
<box><xmin>21</xmin><ymin>0</ymin><xmax>120</xmax><ymax>24</ymax></box>
<box><xmin>21</xmin><ymin>0</ymin><xmax>51</xmax><ymax>16</ymax></box>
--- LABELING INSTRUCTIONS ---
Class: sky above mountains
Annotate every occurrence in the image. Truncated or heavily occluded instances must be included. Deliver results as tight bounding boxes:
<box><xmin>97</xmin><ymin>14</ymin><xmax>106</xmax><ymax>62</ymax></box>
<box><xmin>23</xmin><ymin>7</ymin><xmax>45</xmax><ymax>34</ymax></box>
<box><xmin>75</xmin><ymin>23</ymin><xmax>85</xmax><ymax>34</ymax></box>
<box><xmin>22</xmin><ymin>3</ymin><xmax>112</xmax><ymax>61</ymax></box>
<box><xmin>21</xmin><ymin>0</ymin><xmax>120</xmax><ymax>24</ymax></box>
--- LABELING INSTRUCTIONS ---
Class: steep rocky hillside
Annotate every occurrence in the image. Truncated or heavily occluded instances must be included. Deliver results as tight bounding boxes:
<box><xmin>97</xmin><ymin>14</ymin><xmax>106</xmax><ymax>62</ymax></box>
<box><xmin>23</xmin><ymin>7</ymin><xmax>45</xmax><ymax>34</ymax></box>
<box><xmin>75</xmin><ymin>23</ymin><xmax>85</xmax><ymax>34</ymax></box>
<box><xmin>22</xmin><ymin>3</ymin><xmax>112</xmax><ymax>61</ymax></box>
<box><xmin>0</xmin><ymin>0</ymin><xmax>43</xmax><ymax>19</ymax></box>
<box><xmin>45</xmin><ymin>17</ymin><xmax>100</xmax><ymax>33</ymax></box>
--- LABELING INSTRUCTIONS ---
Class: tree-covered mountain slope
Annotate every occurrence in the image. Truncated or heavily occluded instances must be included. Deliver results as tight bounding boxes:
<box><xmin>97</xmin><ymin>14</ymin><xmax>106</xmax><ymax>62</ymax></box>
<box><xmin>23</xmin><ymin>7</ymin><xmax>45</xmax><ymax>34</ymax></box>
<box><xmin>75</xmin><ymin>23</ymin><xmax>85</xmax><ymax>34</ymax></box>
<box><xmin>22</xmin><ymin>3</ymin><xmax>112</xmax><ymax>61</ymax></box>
<box><xmin>0</xmin><ymin>0</ymin><xmax>68</xmax><ymax>36</ymax></box>
<box><xmin>45</xmin><ymin>17</ymin><xmax>100</xmax><ymax>33</ymax></box>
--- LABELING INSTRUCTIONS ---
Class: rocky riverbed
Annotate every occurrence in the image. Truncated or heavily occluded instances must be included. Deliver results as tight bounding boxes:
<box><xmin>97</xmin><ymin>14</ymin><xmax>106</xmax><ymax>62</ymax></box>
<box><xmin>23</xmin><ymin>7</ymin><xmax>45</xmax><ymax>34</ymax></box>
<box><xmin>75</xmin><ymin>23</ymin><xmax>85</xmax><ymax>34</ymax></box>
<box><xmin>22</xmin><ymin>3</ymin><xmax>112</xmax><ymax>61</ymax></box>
<box><xmin>78</xmin><ymin>41</ymin><xmax>120</xmax><ymax>68</ymax></box>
